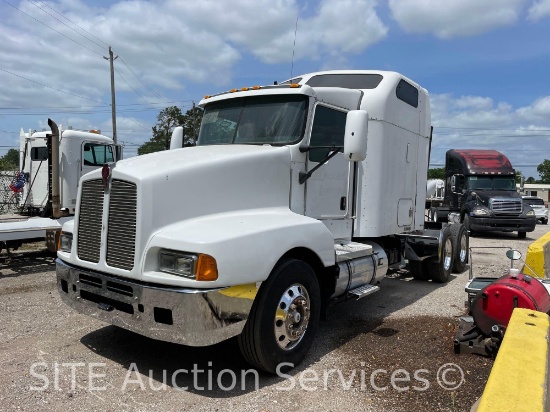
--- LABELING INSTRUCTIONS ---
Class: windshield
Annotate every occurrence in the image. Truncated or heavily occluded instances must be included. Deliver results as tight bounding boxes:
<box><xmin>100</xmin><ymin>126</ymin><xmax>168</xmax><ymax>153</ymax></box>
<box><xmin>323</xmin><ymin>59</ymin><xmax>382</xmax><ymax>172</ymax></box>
<box><xmin>467</xmin><ymin>176</ymin><xmax>516</xmax><ymax>191</ymax></box>
<box><xmin>83</xmin><ymin>143</ymin><xmax>115</xmax><ymax>166</ymax></box>
<box><xmin>197</xmin><ymin>95</ymin><xmax>307</xmax><ymax>146</ymax></box>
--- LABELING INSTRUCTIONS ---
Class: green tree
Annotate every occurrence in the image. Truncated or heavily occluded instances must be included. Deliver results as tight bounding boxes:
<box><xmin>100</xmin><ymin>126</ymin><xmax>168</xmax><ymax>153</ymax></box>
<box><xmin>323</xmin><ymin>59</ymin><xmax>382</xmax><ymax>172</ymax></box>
<box><xmin>427</xmin><ymin>167</ymin><xmax>445</xmax><ymax>180</ymax></box>
<box><xmin>515</xmin><ymin>170</ymin><xmax>524</xmax><ymax>184</ymax></box>
<box><xmin>0</xmin><ymin>148</ymin><xmax>19</xmax><ymax>171</ymax></box>
<box><xmin>526</xmin><ymin>176</ymin><xmax>536</xmax><ymax>184</ymax></box>
<box><xmin>537</xmin><ymin>159</ymin><xmax>550</xmax><ymax>183</ymax></box>
<box><xmin>138</xmin><ymin>105</ymin><xmax>203</xmax><ymax>155</ymax></box>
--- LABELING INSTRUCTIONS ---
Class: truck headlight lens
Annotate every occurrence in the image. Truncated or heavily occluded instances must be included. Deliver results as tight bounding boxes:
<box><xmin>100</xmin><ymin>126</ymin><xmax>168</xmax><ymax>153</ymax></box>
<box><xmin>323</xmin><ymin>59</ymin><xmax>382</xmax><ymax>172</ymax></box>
<box><xmin>59</xmin><ymin>232</ymin><xmax>72</xmax><ymax>252</ymax></box>
<box><xmin>158</xmin><ymin>251</ymin><xmax>218</xmax><ymax>281</ymax></box>
<box><xmin>473</xmin><ymin>208</ymin><xmax>489</xmax><ymax>216</ymax></box>
<box><xmin>159</xmin><ymin>251</ymin><xmax>197</xmax><ymax>278</ymax></box>
<box><xmin>526</xmin><ymin>210</ymin><xmax>536</xmax><ymax>217</ymax></box>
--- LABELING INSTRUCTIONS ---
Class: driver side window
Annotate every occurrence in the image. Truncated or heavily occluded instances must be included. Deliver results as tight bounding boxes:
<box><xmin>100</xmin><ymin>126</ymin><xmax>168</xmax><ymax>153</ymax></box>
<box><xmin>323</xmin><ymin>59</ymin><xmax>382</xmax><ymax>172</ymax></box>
<box><xmin>309</xmin><ymin>105</ymin><xmax>346</xmax><ymax>162</ymax></box>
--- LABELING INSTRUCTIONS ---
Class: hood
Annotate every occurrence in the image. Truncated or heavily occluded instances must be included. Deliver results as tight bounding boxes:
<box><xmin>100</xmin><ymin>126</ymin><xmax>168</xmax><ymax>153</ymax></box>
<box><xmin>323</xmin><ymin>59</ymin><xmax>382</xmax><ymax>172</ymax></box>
<box><xmin>471</xmin><ymin>190</ymin><xmax>521</xmax><ymax>206</ymax></box>
<box><xmin>93</xmin><ymin>144</ymin><xmax>293</xmax><ymax>241</ymax></box>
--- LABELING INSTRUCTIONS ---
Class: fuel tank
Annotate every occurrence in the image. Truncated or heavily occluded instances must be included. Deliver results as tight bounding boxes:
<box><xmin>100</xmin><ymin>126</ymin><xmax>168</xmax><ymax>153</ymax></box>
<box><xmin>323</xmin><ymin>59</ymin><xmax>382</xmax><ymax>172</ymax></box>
<box><xmin>471</xmin><ymin>273</ymin><xmax>550</xmax><ymax>336</ymax></box>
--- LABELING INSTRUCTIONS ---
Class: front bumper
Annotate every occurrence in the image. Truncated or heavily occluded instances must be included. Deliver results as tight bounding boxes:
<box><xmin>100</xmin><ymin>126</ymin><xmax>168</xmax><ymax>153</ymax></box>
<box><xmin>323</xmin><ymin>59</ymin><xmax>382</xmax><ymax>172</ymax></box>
<box><xmin>56</xmin><ymin>259</ymin><xmax>255</xmax><ymax>346</ymax></box>
<box><xmin>469</xmin><ymin>216</ymin><xmax>537</xmax><ymax>232</ymax></box>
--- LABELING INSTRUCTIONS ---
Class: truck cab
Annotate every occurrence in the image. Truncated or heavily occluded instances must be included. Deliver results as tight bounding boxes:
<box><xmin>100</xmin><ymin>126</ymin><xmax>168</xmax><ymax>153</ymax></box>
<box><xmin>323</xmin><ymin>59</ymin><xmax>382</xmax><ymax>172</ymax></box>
<box><xmin>56</xmin><ymin>70</ymin><xmax>466</xmax><ymax>373</ymax></box>
<box><xmin>435</xmin><ymin>149</ymin><xmax>536</xmax><ymax>238</ymax></box>
<box><xmin>19</xmin><ymin>127</ymin><xmax>117</xmax><ymax>215</ymax></box>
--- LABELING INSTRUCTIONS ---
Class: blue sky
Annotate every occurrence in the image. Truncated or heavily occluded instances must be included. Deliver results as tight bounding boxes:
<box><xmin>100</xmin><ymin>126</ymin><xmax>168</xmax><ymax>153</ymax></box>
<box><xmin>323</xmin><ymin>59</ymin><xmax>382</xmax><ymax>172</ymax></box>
<box><xmin>1</xmin><ymin>0</ymin><xmax>550</xmax><ymax>178</ymax></box>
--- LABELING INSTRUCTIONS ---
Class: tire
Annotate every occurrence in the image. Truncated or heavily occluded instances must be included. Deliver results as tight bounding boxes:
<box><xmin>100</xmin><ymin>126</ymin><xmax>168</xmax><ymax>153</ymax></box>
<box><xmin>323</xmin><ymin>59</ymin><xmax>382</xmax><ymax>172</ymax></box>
<box><xmin>450</xmin><ymin>223</ymin><xmax>468</xmax><ymax>273</ymax></box>
<box><xmin>463</xmin><ymin>214</ymin><xmax>470</xmax><ymax>231</ymax></box>
<box><xmin>428</xmin><ymin>226</ymin><xmax>454</xmax><ymax>283</ymax></box>
<box><xmin>518</xmin><ymin>231</ymin><xmax>527</xmax><ymax>239</ymax></box>
<box><xmin>408</xmin><ymin>260</ymin><xmax>430</xmax><ymax>280</ymax></box>
<box><xmin>238</xmin><ymin>258</ymin><xmax>321</xmax><ymax>373</ymax></box>
<box><xmin>543</xmin><ymin>219</ymin><xmax>548</xmax><ymax>225</ymax></box>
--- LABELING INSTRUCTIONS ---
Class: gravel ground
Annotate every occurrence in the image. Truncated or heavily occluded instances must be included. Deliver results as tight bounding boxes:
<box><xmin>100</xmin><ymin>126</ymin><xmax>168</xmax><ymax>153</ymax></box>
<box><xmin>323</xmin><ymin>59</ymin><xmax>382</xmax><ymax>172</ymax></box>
<box><xmin>0</xmin><ymin>224</ymin><xmax>547</xmax><ymax>412</ymax></box>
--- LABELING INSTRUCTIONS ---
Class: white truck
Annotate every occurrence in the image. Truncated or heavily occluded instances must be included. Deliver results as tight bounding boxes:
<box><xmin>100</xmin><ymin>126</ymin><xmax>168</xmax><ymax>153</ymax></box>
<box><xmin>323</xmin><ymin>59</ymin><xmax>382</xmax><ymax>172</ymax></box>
<box><xmin>56</xmin><ymin>70</ymin><xmax>468</xmax><ymax>373</ymax></box>
<box><xmin>0</xmin><ymin>119</ymin><xmax>118</xmax><ymax>252</ymax></box>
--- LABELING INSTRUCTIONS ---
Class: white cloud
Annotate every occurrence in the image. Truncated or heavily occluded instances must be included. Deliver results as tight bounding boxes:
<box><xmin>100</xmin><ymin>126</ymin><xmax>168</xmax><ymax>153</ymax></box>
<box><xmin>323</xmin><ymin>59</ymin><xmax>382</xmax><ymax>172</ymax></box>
<box><xmin>389</xmin><ymin>0</ymin><xmax>528</xmax><ymax>39</ymax></box>
<box><xmin>528</xmin><ymin>0</ymin><xmax>550</xmax><ymax>20</ymax></box>
<box><xmin>0</xmin><ymin>0</ymin><xmax>388</xmax><ymax>152</ymax></box>
<box><xmin>430</xmin><ymin>93</ymin><xmax>550</xmax><ymax>178</ymax></box>
<box><xmin>166</xmin><ymin>0</ymin><xmax>388</xmax><ymax>64</ymax></box>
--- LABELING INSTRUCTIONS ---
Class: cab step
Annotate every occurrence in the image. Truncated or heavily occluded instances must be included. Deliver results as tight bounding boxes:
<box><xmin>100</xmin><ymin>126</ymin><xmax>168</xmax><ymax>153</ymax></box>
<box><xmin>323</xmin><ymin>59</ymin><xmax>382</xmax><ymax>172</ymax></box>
<box><xmin>348</xmin><ymin>284</ymin><xmax>380</xmax><ymax>299</ymax></box>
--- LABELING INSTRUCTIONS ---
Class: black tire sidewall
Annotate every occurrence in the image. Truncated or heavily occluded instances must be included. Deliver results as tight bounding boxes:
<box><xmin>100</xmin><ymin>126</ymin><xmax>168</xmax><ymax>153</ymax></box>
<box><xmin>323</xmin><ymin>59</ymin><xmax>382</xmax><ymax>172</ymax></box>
<box><xmin>430</xmin><ymin>226</ymin><xmax>454</xmax><ymax>283</ymax></box>
<box><xmin>450</xmin><ymin>224</ymin><xmax>468</xmax><ymax>273</ymax></box>
<box><xmin>247</xmin><ymin>259</ymin><xmax>321</xmax><ymax>373</ymax></box>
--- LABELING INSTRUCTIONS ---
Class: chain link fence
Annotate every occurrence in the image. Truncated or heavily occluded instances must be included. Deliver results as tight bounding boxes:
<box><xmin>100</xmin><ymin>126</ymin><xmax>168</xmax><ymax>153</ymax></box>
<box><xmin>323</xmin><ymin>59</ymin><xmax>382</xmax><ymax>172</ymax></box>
<box><xmin>0</xmin><ymin>170</ymin><xmax>22</xmax><ymax>215</ymax></box>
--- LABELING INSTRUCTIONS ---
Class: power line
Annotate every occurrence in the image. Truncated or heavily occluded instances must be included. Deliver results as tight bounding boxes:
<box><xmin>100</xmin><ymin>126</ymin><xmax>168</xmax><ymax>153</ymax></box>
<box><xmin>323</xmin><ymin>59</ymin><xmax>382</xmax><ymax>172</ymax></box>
<box><xmin>28</xmin><ymin>0</ymin><xmax>105</xmax><ymax>52</ymax></box>
<box><xmin>2</xmin><ymin>0</ymin><xmax>103</xmax><ymax>56</ymax></box>
<box><xmin>37</xmin><ymin>0</ymin><xmax>110</xmax><ymax>48</ymax></box>
<box><xmin>114</xmin><ymin>67</ymin><xmax>158</xmax><ymax>108</ymax></box>
<box><xmin>0</xmin><ymin>68</ymin><xmax>104</xmax><ymax>103</ymax></box>
<box><xmin>117</xmin><ymin>55</ymin><xmax>169</xmax><ymax>104</ymax></box>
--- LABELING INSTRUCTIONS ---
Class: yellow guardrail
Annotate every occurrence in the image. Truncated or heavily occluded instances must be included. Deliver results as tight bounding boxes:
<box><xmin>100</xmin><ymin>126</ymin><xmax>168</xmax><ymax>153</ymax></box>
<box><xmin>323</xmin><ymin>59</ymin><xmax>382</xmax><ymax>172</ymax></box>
<box><xmin>524</xmin><ymin>231</ymin><xmax>550</xmax><ymax>278</ymax></box>
<box><xmin>475</xmin><ymin>308</ymin><xmax>549</xmax><ymax>412</ymax></box>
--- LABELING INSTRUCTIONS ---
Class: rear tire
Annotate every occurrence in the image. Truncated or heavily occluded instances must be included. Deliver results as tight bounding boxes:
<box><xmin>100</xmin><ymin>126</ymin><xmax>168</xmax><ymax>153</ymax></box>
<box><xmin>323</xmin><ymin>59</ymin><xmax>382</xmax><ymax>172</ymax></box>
<box><xmin>542</xmin><ymin>219</ymin><xmax>548</xmax><ymax>225</ymax></box>
<box><xmin>238</xmin><ymin>259</ymin><xmax>320</xmax><ymax>374</ymax></box>
<box><xmin>450</xmin><ymin>224</ymin><xmax>468</xmax><ymax>273</ymax></box>
<box><xmin>428</xmin><ymin>226</ymin><xmax>454</xmax><ymax>283</ymax></box>
<box><xmin>518</xmin><ymin>231</ymin><xmax>527</xmax><ymax>239</ymax></box>
<box><xmin>409</xmin><ymin>260</ymin><xmax>430</xmax><ymax>280</ymax></box>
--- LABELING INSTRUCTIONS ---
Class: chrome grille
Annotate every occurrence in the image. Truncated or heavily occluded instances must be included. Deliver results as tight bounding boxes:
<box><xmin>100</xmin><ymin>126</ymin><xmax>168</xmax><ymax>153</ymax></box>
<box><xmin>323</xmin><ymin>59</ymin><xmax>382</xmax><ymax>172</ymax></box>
<box><xmin>77</xmin><ymin>179</ymin><xmax>103</xmax><ymax>263</ymax></box>
<box><xmin>106</xmin><ymin>180</ymin><xmax>137</xmax><ymax>270</ymax></box>
<box><xmin>490</xmin><ymin>198</ymin><xmax>522</xmax><ymax>215</ymax></box>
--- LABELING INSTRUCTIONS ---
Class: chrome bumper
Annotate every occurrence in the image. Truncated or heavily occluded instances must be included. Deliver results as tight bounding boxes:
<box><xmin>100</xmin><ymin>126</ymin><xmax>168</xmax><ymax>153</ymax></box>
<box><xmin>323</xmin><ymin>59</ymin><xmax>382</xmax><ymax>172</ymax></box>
<box><xmin>56</xmin><ymin>259</ymin><xmax>254</xmax><ymax>346</ymax></box>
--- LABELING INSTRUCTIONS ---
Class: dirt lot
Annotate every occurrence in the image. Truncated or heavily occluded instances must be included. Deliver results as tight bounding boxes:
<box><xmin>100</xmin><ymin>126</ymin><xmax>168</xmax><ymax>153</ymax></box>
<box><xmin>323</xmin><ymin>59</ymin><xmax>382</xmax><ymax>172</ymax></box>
<box><xmin>1</xmin><ymin>224</ymin><xmax>548</xmax><ymax>411</ymax></box>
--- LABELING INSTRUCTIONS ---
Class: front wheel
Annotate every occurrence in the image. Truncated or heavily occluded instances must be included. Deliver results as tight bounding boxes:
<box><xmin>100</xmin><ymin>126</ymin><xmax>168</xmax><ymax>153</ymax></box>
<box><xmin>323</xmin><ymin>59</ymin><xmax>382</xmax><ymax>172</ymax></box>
<box><xmin>542</xmin><ymin>219</ymin><xmax>548</xmax><ymax>225</ymax></box>
<box><xmin>238</xmin><ymin>259</ymin><xmax>321</xmax><ymax>373</ymax></box>
<box><xmin>518</xmin><ymin>231</ymin><xmax>527</xmax><ymax>239</ymax></box>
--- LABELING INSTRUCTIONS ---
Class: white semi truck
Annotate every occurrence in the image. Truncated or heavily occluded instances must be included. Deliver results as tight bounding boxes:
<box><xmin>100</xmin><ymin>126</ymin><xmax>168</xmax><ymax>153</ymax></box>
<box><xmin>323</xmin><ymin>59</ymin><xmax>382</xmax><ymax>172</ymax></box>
<box><xmin>0</xmin><ymin>120</ymin><xmax>118</xmax><ymax>252</ymax></box>
<box><xmin>56</xmin><ymin>71</ymin><xmax>468</xmax><ymax>373</ymax></box>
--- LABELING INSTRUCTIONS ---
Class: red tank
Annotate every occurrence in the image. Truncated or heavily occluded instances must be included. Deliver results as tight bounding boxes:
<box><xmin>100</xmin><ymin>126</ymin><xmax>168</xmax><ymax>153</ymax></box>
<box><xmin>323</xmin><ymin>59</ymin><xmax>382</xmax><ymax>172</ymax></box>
<box><xmin>471</xmin><ymin>273</ymin><xmax>550</xmax><ymax>336</ymax></box>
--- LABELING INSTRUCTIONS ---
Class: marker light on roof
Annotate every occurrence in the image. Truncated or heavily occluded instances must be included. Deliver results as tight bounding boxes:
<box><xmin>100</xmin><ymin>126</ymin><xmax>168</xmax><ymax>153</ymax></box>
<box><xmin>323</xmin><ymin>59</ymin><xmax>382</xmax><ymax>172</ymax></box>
<box><xmin>289</xmin><ymin>84</ymin><xmax>300</xmax><ymax>88</ymax></box>
<box><xmin>230</xmin><ymin>89</ymin><xmax>238</xmax><ymax>93</ymax></box>
<box><xmin>241</xmin><ymin>87</ymin><xmax>249</xmax><ymax>91</ymax></box>
<box><xmin>252</xmin><ymin>86</ymin><xmax>261</xmax><ymax>90</ymax></box>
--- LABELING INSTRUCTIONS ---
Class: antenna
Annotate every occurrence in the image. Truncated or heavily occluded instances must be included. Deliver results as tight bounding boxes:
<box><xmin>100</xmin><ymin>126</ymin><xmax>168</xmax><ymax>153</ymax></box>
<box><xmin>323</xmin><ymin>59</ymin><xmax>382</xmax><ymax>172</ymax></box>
<box><xmin>290</xmin><ymin>17</ymin><xmax>298</xmax><ymax>82</ymax></box>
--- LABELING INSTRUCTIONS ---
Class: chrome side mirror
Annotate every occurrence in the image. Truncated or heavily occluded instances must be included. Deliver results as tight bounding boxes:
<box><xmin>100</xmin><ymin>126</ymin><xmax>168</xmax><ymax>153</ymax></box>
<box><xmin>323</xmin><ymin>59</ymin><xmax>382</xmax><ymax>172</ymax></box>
<box><xmin>506</xmin><ymin>249</ymin><xmax>521</xmax><ymax>260</ymax></box>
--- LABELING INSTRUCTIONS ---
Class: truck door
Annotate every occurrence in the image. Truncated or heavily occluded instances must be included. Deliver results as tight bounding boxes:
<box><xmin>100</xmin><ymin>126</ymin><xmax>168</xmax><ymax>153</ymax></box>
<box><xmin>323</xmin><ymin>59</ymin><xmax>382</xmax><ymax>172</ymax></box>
<box><xmin>81</xmin><ymin>142</ymin><xmax>115</xmax><ymax>178</ymax></box>
<box><xmin>304</xmin><ymin>104</ymin><xmax>353</xmax><ymax>239</ymax></box>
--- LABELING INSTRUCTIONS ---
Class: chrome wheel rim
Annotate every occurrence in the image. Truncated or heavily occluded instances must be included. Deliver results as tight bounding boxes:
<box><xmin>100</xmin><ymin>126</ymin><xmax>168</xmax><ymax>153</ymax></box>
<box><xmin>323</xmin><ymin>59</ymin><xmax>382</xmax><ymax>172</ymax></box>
<box><xmin>274</xmin><ymin>283</ymin><xmax>310</xmax><ymax>350</ymax></box>
<box><xmin>459</xmin><ymin>233</ymin><xmax>467</xmax><ymax>262</ymax></box>
<box><xmin>443</xmin><ymin>238</ymin><xmax>453</xmax><ymax>271</ymax></box>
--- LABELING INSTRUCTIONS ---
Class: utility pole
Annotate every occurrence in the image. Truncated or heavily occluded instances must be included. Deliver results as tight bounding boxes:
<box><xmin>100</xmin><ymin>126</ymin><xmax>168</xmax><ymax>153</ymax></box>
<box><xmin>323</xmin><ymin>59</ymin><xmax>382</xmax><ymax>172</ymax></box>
<box><xmin>103</xmin><ymin>46</ymin><xmax>118</xmax><ymax>144</ymax></box>
<box><xmin>192</xmin><ymin>101</ymin><xmax>196</xmax><ymax>144</ymax></box>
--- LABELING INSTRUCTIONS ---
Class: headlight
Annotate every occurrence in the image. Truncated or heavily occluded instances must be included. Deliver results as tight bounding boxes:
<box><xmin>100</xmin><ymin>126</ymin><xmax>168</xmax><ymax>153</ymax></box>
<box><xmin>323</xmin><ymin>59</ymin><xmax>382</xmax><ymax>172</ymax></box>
<box><xmin>159</xmin><ymin>251</ymin><xmax>197</xmax><ymax>278</ymax></box>
<box><xmin>59</xmin><ymin>232</ymin><xmax>72</xmax><ymax>252</ymax></box>
<box><xmin>158</xmin><ymin>250</ymin><xmax>218</xmax><ymax>281</ymax></box>
<box><xmin>473</xmin><ymin>208</ymin><xmax>489</xmax><ymax>216</ymax></box>
<box><xmin>526</xmin><ymin>210</ymin><xmax>536</xmax><ymax>217</ymax></box>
